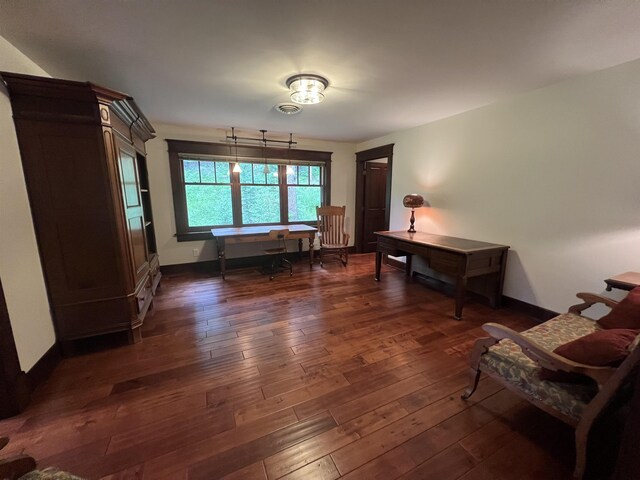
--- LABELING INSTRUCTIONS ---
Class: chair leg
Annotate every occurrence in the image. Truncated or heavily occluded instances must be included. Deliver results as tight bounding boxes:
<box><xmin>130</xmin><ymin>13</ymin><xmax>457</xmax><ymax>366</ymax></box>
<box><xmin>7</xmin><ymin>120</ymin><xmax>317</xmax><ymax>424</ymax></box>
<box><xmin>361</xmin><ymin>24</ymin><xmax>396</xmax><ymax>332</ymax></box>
<box><xmin>319</xmin><ymin>248</ymin><xmax>324</xmax><ymax>267</ymax></box>
<box><xmin>282</xmin><ymin>258</ymin><xmax>293</xmax><ymax>277</ymax></box>
<box><xmin>573</xmin><ymin>419</ymin><xmax>594</xmax><ymax>479</ymax></box>
<box><xmin>269</xmin><ymin>257</ymin><xmax>277</xmax><ymax>280</ymax></box>
<box><xmin>461</xmin><ymin>337</ymin><xmax>497</xmax><ymax>400</ymax></box>
<box><xmin>461</xmin><ymin>367</ymin><xmax>481</xmax><ymax>400</ymax></box>
<box><xmin>342</xmin><ymin>247</ymin><xmax>348</xmax><ymax>266</ymax></box>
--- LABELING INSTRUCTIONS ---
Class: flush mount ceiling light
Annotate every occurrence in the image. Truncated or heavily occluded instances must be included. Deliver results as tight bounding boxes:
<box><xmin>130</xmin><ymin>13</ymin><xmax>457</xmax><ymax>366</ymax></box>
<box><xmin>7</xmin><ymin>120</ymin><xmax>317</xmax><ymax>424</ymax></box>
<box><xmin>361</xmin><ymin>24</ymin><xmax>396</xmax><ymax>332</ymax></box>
<box><xmin>286</xmin><ymin>74</ymin><xmax>328</xmax><ymax>105</ymax></box>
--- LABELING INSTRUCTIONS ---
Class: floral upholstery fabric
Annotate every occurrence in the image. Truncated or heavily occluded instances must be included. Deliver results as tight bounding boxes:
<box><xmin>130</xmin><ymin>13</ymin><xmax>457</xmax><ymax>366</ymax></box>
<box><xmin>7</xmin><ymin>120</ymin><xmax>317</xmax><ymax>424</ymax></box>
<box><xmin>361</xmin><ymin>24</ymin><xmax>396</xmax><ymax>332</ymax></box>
<box><xmin>480</xmin><ymin>313</ymin><xmax>600</xmax><ymax>421</ymax></box>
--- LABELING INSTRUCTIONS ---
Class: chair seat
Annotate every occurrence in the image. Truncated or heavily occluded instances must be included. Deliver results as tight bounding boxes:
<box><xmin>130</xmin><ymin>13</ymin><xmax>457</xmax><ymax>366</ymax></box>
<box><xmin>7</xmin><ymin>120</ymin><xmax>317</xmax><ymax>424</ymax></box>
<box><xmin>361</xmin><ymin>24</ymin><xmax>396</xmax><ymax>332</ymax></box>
<box><xmin>321</xmin><ymin>243</ymin><xmax>347</xmax><ymax>249</ymax></box>
<box><xmin>480</xmin><ymin>313</ymin><xmax>600</xmax><ymax>421</ymax></box>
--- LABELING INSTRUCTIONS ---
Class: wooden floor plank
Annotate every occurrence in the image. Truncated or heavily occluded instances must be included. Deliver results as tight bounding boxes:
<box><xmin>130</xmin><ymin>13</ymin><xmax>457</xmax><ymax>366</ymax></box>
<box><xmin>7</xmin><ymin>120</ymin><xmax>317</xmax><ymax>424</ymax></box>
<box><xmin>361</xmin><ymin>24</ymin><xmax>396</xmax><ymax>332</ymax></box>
<box><xmin>0</xmin><ymin>254</ymin><xmax>581</xmax><ymax>479</ymax></box>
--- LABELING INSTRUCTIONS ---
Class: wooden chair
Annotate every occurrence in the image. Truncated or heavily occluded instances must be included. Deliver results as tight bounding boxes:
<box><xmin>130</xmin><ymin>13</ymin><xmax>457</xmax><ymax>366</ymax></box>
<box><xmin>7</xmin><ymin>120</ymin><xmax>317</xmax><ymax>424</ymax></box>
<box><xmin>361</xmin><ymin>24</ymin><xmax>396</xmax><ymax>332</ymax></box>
<box><xmin>316</xmin><ymin>205</ymin><xmax>349</xmax><ymax>267</ymax></box>
<box><xmin>462</xmin><ymin>293</ymin><xmax>640</xmax><ymax>479</ymax></box>
<box><xmin>263</xmin><ymin>229</ymin><xmax>292</xmax><ymax>280</ymax></box>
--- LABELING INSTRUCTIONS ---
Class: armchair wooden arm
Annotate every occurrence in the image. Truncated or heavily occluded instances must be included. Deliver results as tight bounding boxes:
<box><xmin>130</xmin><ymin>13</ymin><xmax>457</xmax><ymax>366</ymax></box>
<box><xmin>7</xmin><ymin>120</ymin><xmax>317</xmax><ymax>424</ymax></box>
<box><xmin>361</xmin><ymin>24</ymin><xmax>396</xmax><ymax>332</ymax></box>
<box><xmin>568</xmin><ymin>292</ymin><xmax>618</xmax><ymax>315</ymax></box>
<box><xmin>481</xmin><ymin>323</ymin><xmax>616</xmax><ymax>388</ymax></box>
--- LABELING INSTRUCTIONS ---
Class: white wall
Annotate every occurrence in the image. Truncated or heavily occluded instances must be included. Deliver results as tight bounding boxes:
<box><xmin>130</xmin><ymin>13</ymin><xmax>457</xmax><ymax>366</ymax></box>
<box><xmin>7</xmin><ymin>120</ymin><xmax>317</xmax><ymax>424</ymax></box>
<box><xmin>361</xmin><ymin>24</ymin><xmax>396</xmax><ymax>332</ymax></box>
<box><xmin>357</xmin><ymin>58</ymin><xmax>640</xmax><ymax>313</ymax></box>
<box><xmin>0</xmin><ymin>36</ymin><xmax>56</xmax><ymax>371</ymax></box>
<box><xmin>145</xmin><ymin>124</ymin><xmax>357</xmax><ymax>265</ymax></box>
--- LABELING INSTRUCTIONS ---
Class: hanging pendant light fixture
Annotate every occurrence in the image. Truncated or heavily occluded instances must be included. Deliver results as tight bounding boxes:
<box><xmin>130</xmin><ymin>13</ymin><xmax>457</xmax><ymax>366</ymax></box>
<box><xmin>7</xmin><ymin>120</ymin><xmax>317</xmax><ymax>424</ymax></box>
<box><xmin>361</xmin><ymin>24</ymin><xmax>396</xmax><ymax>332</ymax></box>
<box><xmin>286</xmin><ymin>74</ymin><xmax>328</xmax><ymax>105</ymax></box>
<box><xmin>261</xmin><ymin>130</ymin><xmax>270</xmax><ymax>174</ymax></box>
<box><xmin>231</xmin><ymin>127</ymin><xmax>242</xmax><ymax>173</ymax></box>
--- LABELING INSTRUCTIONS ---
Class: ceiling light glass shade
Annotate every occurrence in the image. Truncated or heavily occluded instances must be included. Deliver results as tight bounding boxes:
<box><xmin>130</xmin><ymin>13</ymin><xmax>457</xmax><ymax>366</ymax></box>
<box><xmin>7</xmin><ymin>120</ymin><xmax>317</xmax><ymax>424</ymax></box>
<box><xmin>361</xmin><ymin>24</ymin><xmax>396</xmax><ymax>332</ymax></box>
<box><xmin>286</xmin><ymin>74</ymin><xmax>328</xmax><ymax>105</ymax></box>
<box><xmin>232</xmin><ymin>162</ymin><xmax>242</xmax><ymax>173</ymax></box>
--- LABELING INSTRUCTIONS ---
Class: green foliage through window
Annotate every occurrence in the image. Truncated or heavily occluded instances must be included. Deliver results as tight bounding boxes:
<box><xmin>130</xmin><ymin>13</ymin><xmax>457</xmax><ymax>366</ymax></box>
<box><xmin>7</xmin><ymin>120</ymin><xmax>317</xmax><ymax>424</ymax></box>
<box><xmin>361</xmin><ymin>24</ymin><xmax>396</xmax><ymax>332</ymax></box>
<box><xmin>180</xmin><ymin>157</ymin><xmax>324</xmax><ymax>227</ymax></box>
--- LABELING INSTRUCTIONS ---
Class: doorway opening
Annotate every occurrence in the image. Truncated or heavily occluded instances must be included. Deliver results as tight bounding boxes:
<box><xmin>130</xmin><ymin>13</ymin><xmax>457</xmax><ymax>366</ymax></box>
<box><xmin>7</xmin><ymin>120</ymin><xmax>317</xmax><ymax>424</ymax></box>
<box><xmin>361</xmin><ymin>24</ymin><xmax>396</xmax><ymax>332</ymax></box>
<box><xmin>355</xmin><ymin>144</ymin><xmax>393</xmax><ymax>253</ymax></box>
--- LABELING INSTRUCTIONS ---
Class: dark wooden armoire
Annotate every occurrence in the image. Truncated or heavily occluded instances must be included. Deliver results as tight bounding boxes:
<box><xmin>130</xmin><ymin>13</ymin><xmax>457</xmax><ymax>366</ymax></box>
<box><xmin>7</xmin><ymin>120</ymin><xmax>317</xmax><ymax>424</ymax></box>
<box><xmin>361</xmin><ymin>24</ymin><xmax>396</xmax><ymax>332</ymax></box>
<box><xmin>1</xmin><ymin>72</ymin><xmax>161</xmax><ymax>345</ymax></box>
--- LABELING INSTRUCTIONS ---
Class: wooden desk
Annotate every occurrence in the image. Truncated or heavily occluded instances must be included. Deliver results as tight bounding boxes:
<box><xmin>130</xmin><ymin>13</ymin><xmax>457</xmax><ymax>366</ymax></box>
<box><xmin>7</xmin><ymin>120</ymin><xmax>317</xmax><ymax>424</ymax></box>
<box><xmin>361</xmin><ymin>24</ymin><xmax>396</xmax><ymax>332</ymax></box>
<box><xmin>211</xmin><ymin>225</ymin><xmax>317</xmax><ymax>279</ymax></box>
<box><xmin>605</xmin><ymin>271</ymin><xmax>640</xmax><ymax>292</ymax></box>
<box><xmin>375</xmin><ymin>231</ymin><xmax>509</xmax><ymax>319</ymax></box>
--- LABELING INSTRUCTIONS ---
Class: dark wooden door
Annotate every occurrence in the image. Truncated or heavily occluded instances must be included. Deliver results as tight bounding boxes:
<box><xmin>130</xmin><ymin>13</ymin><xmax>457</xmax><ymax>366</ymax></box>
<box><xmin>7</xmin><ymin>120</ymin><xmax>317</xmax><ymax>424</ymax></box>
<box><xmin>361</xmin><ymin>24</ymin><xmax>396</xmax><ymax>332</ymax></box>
<box><xmin>362</xmin><ymin>162</ymin><xmax>388</xmax><ymax>253</ymax></box>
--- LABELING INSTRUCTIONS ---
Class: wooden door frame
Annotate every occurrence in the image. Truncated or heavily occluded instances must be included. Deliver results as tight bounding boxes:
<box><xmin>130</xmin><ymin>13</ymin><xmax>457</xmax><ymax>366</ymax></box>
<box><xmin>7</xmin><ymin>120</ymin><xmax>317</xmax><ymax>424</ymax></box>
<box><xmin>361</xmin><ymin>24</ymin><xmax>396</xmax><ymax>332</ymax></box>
<box><xmin>355</xmin><ymin>144</ymin><xmax>394</xmax><ymax>253</ymax></box>
<box><xmin>0</xmin><ymin>276</ymin><xmax>30</xmax><ymax>418</ymax></box>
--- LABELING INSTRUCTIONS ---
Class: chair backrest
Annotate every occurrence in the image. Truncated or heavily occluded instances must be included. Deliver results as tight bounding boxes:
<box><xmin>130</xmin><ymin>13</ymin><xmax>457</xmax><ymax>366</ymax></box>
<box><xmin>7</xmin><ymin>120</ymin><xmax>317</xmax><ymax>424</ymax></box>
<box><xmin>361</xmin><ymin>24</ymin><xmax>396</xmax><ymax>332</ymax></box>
<box><xmin>268</xmin><ymin>229</ymin><xmax>289</xmax><ymax>251</ymax></box>
<box><xmin>316</xmin><ymin>205</ymin><xmax>346</xmax><ymax>246</ymax></box>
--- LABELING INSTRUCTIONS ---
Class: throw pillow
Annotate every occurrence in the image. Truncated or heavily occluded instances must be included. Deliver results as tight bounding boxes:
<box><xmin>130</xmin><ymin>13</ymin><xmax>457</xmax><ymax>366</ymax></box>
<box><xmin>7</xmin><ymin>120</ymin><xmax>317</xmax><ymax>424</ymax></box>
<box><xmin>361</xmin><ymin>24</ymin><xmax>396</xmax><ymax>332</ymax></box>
<box><xmin>598</xmin><ymin>287</ymin><xmax>640</xmax><ymax>330</ymax></box>
<box><xmin>539</xmin><ymin>328</ymin><xmax>639</xmax><ymax>382</ymax></box>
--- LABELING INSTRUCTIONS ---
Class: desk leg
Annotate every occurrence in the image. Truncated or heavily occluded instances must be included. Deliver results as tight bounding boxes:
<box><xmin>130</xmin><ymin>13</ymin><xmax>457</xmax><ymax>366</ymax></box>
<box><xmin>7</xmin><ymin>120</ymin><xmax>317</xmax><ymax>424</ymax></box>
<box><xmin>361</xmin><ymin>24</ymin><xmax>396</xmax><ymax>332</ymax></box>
<box><xmin>298</xmin><ymin>239</ymin><xmax>303</xmax><ymax>259</ymax></box>
<box><xmin>309</xmin><ymin>235</ymin><xmax>314</xmax><ymax>269</ymax></box>
<box><xmin>375</xmin><ymin>251</ymin><xmax>382</xmax><ymax>281</ymax></box>
<box><xmin>217</xmin><ymin>239</ymin><xmax>226</xmax><ymax>280</ymax></box>
<box><xmin>405</xmin><ymin>253</ymin><xmax>413</xmax><ymax>279</ymax></box>
<box><xmin>454</xmin><ymin>276</ymin><xmax>467</xmax><ymax>320</ymax></box>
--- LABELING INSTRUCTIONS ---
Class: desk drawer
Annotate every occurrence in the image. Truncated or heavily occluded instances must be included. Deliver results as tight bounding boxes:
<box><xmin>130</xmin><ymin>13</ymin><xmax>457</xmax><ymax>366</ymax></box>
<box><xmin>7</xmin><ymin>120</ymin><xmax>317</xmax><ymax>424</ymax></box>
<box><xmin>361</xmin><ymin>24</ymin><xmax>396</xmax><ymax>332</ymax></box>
<box><xmin>430</xmin><ymin>250</ymin><xmax>465</xmax><ymax>275</ymax></box>
<box><xmin>377</xmin><ymin>237</ymin><xmax>401</xmax><ymax>256</ymax></box>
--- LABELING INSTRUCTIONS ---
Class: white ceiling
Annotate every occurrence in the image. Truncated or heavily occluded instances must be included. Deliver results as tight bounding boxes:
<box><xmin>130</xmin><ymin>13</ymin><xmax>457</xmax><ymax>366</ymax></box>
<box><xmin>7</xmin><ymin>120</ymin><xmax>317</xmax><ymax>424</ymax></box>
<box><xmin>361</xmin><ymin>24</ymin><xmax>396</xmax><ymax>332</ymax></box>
<box><xmin>2</xmin><ymin>0</ymin><xmax>640</xmax><ymax>142</ymax></box>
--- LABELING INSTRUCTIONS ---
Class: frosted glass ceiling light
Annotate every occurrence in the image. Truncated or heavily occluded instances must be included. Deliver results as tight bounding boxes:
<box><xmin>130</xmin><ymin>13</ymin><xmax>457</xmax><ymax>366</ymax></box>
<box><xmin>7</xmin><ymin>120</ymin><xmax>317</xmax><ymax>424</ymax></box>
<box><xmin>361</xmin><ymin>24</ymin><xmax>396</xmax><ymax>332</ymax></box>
<box><xmin>286</xmin><ymin>74</ymin><xmax>328</xmax><ymax>105</ymax></box>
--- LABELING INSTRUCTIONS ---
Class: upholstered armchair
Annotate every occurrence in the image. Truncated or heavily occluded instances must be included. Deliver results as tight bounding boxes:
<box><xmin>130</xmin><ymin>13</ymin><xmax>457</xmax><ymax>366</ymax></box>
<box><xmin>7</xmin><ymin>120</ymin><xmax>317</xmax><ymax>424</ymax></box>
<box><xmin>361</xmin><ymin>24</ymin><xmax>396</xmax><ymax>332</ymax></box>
<box><xmin>462</xmin><ymin>292</ymin><xmax>640</xmax><ymax>479</ymax></box>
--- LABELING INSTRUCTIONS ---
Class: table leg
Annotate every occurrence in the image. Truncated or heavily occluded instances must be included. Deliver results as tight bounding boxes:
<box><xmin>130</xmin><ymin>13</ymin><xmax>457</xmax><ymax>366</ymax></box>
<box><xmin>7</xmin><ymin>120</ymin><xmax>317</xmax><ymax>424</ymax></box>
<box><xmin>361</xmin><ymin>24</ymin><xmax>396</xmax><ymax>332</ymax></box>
<box><xmin>375</xmin><ymin>251</ymin><xmax>382</xmax><ymax>281</ymax></box>
<box><xmin>309</xmin><ymin>235</ymin><xmax>314</xmax><ymax>269</ymax></box>
<box><xmin>405</xmin><ymin>253</ymin><xmax>413</xmax><ymax>279</ymax></box>
<box><xmin>217</xmin><ymin>238</ymin><xmax>226</xmax><ymax>280</ymax></box>
<box><xmin>454</xmin><ymin>276</ymin><xmax>467</xmax><ymax>319</ymax></box>
<box><xmin>298</xmin><ymin>239</ymin><xmax>303</xmax><ymax>259</ymax></box>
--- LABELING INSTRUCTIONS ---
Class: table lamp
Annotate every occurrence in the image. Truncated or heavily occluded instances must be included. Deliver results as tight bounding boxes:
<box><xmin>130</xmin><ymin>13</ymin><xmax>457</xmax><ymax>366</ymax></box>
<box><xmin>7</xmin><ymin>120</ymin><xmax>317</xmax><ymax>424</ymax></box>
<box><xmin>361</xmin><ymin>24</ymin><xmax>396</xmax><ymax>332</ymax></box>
<box><xmin>403</xmin><ymin>194</ymin><xmax>425</xmax><ymax>233</ymax></box>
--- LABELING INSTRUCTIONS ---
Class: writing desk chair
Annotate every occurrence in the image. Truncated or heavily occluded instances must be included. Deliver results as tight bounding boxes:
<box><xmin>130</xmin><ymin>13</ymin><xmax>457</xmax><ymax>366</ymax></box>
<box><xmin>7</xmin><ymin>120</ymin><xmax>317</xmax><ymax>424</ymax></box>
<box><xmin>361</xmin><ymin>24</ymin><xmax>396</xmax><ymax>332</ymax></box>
<box><xmin>263</xmin><ymin>229</ymin><xmax>293</xmax><ymax>280</ymax></box>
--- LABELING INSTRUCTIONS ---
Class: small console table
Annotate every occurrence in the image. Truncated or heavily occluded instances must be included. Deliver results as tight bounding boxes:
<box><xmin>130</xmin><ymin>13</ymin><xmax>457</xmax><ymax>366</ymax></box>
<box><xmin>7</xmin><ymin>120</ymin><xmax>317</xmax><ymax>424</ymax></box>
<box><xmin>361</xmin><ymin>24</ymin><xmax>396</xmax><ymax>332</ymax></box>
<box><xmin>211</xmin><ymin>224</ymin><xmax>317</xmax><ymax>279</ymax></box>
<box><xmin>375</xmin><ymin>231</ymin><xmax>509</xmax><ymax>319</ymax></box>
<box><xmin>605</xmin><ymin>271</ymin><xmax>640</xmax><ymax>292</ymax></box>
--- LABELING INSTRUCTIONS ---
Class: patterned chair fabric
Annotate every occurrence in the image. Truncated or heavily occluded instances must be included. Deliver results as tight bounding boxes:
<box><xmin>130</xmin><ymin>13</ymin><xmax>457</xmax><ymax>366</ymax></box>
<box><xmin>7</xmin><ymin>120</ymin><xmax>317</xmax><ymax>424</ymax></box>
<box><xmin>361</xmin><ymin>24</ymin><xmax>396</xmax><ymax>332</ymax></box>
<box><xmin>480</xmin><ymin>313</ymin><xmax>600</xmax><ymax>421</ymax></box>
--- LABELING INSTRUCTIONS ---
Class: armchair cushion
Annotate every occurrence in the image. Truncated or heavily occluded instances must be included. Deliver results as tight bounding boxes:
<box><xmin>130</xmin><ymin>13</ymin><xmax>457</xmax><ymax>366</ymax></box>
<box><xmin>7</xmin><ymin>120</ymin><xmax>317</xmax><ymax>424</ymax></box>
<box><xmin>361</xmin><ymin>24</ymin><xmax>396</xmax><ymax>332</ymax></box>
<box><xmin>597</xmin><ymin>287</ymin><xmax>640</xmax><ymax>330</ymax></box>
<box><xmin>480</xmin><ymin>313</ymin><xmax>599</xmax><ymax>421</ymax></box>
<box><xmin>539</xmin><ymin>328</ymin><xmax>639</xmax><ymax>382</ymax></box>
<box><xmin>554</xmin><ymin>329</ymin><xmax>639</xmax><ymax>366</ymax></box>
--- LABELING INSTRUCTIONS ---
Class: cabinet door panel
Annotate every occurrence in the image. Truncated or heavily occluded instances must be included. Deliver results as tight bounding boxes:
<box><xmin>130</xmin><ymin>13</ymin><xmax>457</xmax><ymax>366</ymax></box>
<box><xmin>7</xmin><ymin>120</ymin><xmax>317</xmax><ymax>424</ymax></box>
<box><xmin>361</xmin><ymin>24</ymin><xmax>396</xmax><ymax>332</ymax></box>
<box><xmin>115</xmin><ymin>138</ymin><xmax>149</xmax><ymax>284</ymax></box>
<box><xmin>128</xmin><ymin>216</ymin><xmax>147</xmax><ymax>275</ymax></box>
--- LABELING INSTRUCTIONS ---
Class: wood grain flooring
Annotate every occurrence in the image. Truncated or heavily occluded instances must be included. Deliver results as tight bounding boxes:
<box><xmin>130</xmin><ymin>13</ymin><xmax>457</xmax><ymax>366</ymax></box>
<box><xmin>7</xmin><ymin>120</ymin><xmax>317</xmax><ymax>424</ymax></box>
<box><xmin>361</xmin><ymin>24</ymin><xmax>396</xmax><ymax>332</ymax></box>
<box><xmin>0</xmin><ymin>254</ymin><xmax>578</xmax><ymax>479</ymax></box>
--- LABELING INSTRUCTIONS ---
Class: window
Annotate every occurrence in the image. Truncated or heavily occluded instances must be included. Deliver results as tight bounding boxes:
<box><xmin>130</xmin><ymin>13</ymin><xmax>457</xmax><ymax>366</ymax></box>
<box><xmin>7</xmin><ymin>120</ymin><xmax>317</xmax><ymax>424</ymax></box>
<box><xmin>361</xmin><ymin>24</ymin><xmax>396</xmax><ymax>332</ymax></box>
<box><xmin>183</xmin><ymin>159</ymin><xmax>233</xmax><ymax>227</ymax></box>
<box><xmin>287</xmin><ymin>165</ymin><xmax>322</xmax><ymax>222</ymax></box>
<box><xmin>167</xmin><ymin>140</ymin><xmax>332</xmax><ymax>241</ymax></box>
<box><xmin>239</xmin><ymin>163</ymin><xmax>280</xmax><ymax>224</ymax></box>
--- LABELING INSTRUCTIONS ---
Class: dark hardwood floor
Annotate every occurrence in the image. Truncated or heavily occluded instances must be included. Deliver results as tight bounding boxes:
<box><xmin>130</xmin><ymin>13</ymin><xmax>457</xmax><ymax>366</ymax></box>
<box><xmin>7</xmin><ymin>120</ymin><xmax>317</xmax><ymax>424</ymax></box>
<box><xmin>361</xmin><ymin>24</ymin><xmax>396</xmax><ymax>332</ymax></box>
<box><xmin>0</xmin><ymin>254</ymin><xmax>577</xmax><ymax>479</ymax></box>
